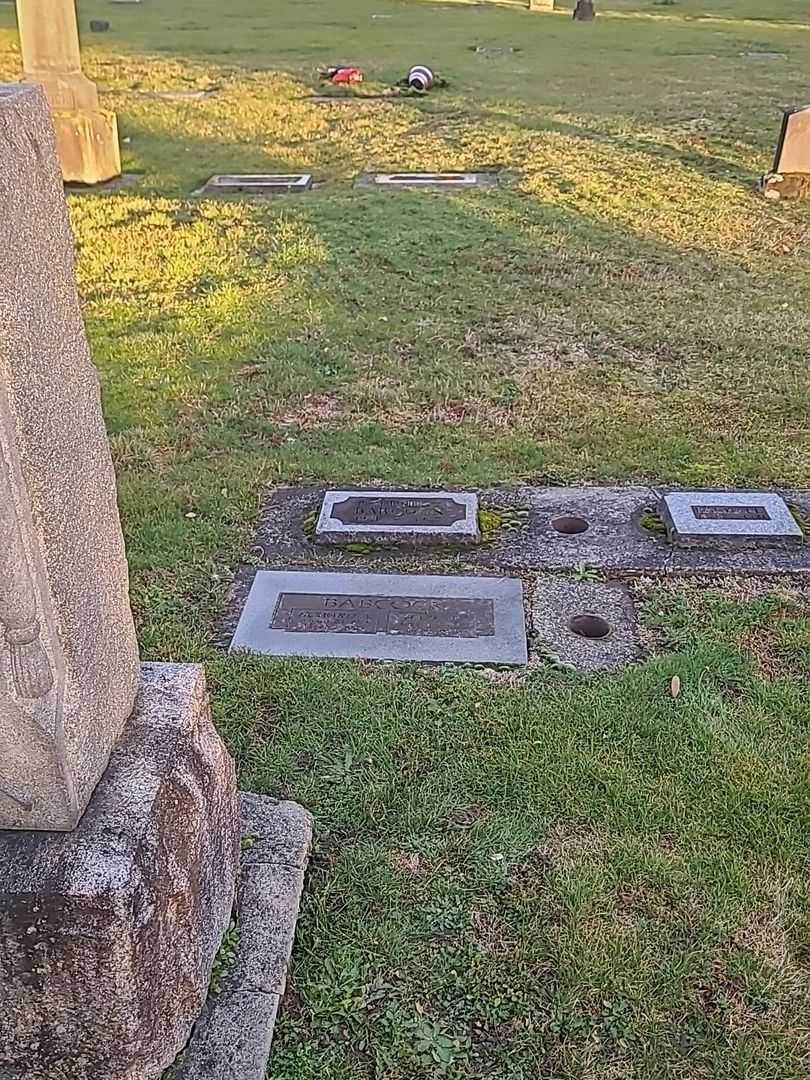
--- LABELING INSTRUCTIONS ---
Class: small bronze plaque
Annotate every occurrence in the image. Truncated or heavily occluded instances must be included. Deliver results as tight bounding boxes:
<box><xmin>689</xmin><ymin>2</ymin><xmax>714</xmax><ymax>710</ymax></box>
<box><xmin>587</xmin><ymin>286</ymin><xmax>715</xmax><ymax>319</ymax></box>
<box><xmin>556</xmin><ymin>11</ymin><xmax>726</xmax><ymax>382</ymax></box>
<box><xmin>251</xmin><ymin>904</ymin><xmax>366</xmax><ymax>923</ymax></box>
<box><xmin>692</xmin><ymin>505</ymin><xmax>771</xmax><ymax>521</ymax></box>
<box><xmin>331</xmin><ymin>496</ymin><xmax>467</xmax><ymax>528</ymax></box>
<box><xmin>271</xmin><ymin>593</ymin><xmax>495</xmax><ymax>638</ymax></box>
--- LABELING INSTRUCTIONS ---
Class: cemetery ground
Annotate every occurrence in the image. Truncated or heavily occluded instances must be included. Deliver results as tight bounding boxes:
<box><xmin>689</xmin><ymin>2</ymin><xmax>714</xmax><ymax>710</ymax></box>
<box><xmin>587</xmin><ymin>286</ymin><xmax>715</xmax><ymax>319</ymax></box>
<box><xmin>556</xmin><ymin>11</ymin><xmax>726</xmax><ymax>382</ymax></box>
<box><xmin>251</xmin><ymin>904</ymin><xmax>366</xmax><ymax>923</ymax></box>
<box><xmin>3</xmin><ymin>0</ymin><xmax>810</xmax><ymax>1076</ymax></box>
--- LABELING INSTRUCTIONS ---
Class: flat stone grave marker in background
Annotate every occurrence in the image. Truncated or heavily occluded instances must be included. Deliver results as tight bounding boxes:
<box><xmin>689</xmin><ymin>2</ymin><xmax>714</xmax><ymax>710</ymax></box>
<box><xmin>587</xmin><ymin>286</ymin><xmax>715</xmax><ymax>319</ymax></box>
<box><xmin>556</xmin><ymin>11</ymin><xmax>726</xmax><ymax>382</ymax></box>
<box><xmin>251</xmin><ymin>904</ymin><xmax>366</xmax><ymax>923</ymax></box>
<box><xmin>231</xmin><ymin>570</ymin><xmax>527</xmax><ymax>664</ymax></box>
<box><xmin>357</xmin><ymin>172</ymin><xmax>500</xmax><ymax>189</ymax></box>
<box><xmin>306</xmin><ymin>94</ymin><xmax>408</xmax><ymax>105</ymax></box>
<box><xmin>197</xmin><ymin>173</ymin><xmax>313</xmax><ymax>196</ymax></box>
<box><xmin>135</xmin><ymin>86</ymin><xmax>220</xmax><ymax>100</ymax></box>
<box><xmin>316</xmin><ymin>490</ymin><xmax>480</xmax><ymax>545</ymax></box>
<box><xmin>660</xmin><ymin>491</ymin><xmax>803</xmax><ymax>546</ymax></box>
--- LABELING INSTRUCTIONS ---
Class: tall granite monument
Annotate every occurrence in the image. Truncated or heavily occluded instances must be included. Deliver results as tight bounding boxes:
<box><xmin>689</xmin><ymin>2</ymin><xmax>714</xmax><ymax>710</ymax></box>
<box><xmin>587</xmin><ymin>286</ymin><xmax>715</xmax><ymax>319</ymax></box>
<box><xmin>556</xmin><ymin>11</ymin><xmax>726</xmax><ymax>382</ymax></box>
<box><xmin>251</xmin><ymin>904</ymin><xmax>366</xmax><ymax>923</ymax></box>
<box><xmin>0</xmin><ymin>83</ymin><xmax>240</xmax><ymax>1079</ymax></box>
<box><xmin>16</xmin><ymin>0</ymin><xmax>121</xmax><ymax>183</ymax></box>
<box><xmin>0</xmin><ymin>83</ymin><xmax>137</xmax><ymax>830</ymax></box>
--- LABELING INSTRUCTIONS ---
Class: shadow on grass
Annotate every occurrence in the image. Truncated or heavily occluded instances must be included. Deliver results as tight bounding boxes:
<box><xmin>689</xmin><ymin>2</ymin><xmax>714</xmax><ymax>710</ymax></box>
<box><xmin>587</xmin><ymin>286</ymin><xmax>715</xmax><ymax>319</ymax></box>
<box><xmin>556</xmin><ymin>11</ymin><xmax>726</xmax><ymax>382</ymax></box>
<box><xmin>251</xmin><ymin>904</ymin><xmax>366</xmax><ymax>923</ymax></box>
<box><xmin>72</xmin><ymin>109</ymin><xmax>808</xmax><ymax>493</ymax></box>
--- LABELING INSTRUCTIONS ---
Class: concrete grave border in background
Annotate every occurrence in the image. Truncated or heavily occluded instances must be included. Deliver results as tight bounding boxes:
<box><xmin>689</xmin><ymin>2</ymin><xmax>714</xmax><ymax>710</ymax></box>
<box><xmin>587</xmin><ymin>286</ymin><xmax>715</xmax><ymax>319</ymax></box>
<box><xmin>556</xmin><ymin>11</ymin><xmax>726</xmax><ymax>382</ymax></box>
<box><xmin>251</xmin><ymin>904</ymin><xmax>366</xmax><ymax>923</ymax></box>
<box><xmin>195</xmin><ymin>174</ymin><xmax>313</xmax><ymax>196</ymax></box>
<box><xmin>355</xmin><ymin>171</ymin><xmax>500</xmax><ymax>190</ymax></box>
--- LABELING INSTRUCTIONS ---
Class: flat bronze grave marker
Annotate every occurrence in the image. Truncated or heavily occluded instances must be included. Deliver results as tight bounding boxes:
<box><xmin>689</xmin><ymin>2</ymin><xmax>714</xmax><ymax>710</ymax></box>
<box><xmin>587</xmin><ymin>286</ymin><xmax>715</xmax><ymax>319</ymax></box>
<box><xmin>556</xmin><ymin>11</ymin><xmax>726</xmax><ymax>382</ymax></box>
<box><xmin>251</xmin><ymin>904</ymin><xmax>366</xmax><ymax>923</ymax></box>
<box><xmin>316</xmin><ymin>490</ymin><xmax>480</xmax><ymax>545</ymax></box>
<box><xmin>660</xmin><ymin>491</ymin><xmax>803</xmax><ymax>546</ymax></box>
<box><xmin>230</xmin><ymin>571</ymin><xmax>527</xmax><ymax>663</ymax></box>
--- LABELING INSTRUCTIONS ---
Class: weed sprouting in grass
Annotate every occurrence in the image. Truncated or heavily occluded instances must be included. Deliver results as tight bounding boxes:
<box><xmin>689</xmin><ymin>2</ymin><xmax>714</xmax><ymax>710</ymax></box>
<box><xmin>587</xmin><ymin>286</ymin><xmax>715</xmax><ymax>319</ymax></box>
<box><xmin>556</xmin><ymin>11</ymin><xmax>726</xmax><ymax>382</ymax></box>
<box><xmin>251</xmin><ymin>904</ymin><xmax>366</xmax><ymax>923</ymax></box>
<box><xmin>638</xmin><ymin>508</ymin><xmax>668</xmax><ymax>535</ymax></box>
<box><xmin>209</xmin><ymin>920</ymin><xmax>240</xmax><ymax>996</ymax></box>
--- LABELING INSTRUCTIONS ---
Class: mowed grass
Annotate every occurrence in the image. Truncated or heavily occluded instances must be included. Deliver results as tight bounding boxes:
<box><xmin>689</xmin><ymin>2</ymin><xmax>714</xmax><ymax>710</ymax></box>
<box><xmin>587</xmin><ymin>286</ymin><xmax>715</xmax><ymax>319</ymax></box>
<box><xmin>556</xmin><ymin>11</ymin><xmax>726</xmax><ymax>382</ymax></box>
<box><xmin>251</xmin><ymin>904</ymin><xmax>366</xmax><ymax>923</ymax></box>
<box><xmin>1</xmin><ymin>0</ymin><xmax>809</xmax><ymax>1076</ymax></box>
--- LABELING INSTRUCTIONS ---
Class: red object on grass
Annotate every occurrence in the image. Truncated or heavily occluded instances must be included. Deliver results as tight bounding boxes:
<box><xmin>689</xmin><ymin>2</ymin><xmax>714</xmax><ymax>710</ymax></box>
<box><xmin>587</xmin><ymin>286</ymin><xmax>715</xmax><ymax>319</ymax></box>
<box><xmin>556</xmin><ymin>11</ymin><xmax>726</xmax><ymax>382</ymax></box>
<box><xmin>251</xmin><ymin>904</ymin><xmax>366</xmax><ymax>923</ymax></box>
<box><xmin>329</xmin><ymin>66</ymin><xmax>364</xmax><ymax>84</ymax></box>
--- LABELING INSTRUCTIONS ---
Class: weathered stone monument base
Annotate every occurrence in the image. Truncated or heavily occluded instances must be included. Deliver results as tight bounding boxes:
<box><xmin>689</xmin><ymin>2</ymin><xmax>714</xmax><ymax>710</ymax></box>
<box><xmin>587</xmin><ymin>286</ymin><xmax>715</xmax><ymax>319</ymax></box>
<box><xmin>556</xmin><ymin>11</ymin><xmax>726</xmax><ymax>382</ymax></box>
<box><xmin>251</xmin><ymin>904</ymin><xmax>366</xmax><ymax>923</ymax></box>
<box><xmin>0</xmin><ymin>663</ymin><xmax>240</xmax><ymax>1080</ymax></box>
<box><xmin>50</xmin><ymin>103</ymin><xmax>122</xmax><ymax>185</ymax></box>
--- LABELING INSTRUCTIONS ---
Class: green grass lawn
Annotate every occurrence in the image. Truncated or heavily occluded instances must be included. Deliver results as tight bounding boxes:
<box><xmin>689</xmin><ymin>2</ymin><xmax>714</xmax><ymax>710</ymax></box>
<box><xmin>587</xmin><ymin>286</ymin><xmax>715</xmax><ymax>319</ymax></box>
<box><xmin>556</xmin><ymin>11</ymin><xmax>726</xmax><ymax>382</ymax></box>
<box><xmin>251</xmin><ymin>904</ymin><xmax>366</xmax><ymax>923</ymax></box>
<box><xmin>2</xmin><ymin>0</ymin><xmax>810</xmax><ymax>1075</ymax></box>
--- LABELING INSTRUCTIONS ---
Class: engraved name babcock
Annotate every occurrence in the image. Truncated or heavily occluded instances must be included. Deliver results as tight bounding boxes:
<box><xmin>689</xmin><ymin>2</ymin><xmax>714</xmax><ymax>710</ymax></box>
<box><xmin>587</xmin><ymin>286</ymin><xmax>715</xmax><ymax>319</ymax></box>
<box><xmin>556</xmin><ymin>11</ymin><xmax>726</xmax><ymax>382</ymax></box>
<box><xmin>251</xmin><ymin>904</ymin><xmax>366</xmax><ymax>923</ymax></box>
<box><xmin>331</xmin><ymin>496</ymin><xmax>467</xmax><ymax>528</ymax></box>
<box><xmin>271</xmin><ymin>593</ymin><xmax>495</xmax><ymax>638</ymax></box>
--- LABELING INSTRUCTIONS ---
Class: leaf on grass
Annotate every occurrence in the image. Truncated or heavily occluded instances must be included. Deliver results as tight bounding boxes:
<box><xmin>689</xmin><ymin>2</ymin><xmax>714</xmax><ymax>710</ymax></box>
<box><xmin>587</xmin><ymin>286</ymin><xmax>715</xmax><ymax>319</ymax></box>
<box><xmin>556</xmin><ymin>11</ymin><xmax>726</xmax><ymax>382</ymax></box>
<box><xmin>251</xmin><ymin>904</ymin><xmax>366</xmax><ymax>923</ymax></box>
<box><xmin>237</xmin><ymin>363</ymin><xmax>264</xmax><ymax>378</ymax></box>
<box><xmin>670</xmin><ymin>674</ymin><xmax>681</xmax><ymax>699</ymax></box>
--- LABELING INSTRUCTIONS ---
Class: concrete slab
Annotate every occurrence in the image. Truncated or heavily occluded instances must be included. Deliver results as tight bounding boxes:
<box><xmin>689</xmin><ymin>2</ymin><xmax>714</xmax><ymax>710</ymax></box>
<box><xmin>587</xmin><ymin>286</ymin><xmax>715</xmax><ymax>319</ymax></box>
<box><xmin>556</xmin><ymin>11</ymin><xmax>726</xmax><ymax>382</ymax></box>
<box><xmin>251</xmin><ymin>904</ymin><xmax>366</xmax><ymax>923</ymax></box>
<box><xmin>355</xmin><ymin>171</ymin><xmax>500</xmax><ymax>190</ymax></box>
<box><xmin>196</xmin><ymin>174</ymin><xmax>313</xmax><ymax>196</ymax></box>
<box><xmin>230</xmin><ymin>570</ymin><xmax>528</xmax><ymax>664</ymax></box>
<box><xmin>530</xmin><ymin>578</ymin><xmax>641</xmax><ymax>673</ymax></box>
<box><xmin>172</xmin><ymin>794</ymin><xmax>312</xmax><ymax>1080</ymax></box>
<box><xmin>315</xmin><ymin>490</ymin><xmax>480</xmax><ymax>545</ymax></box>
<box><xmin>660</xmin><ymin>491</ymin><xmax>803</xmax><ymax>546</ymax></box>
<box><xmin>243</xmin><ymin>486</ymin><xmax>670</xmax><ymax>578</ymax></box>
<box><xmin>222</xmin><ymin>490</ymin><xmax>810</xmax><ymax>631</ymax></box>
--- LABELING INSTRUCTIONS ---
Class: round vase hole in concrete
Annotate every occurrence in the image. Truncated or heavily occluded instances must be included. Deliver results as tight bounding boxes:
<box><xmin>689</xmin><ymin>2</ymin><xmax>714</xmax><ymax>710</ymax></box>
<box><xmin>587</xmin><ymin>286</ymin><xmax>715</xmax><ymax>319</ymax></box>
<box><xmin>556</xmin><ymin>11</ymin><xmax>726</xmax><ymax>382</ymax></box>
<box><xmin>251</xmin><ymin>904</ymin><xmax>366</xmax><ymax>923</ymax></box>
<box><xmin>569</xmin><ymin>613</ymin><xmax>611</xmax><ymax>639</ymax></box>
<box><xmin>551</xmin><ymin>515</ymin><xmax>590</xmax><ymax>535</ymax></box>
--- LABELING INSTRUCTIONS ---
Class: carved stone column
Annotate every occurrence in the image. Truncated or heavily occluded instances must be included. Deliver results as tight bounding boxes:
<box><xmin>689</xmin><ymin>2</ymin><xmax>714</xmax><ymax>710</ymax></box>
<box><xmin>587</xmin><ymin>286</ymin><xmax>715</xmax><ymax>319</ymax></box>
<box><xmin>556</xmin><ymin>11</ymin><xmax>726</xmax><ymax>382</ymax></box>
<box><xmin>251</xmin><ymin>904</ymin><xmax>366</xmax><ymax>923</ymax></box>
<box><xmin>0</xmin><ymin>83</ymin><xmax>137</xmax><ymax>829</ymax></box>
<box><xmin>16</xmin><ymin>0</ymin><xmax>121</xmax><ymax>183</ymax></box>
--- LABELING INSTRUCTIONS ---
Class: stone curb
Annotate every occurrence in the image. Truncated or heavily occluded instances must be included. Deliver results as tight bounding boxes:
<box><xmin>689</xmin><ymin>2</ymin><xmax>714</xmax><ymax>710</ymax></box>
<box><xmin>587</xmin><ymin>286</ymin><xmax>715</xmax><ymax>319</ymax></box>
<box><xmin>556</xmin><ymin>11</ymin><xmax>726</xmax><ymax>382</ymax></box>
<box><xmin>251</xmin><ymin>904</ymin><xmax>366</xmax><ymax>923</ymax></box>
<box><xmin>173</xmin><ymin>794</ymin><xmax>312</xmax><ymax>1080</ymax></box>
<box><xmin>239</xmin><ymin>485</ymin><xmax>810</xmax><ymax>581</ymax></box>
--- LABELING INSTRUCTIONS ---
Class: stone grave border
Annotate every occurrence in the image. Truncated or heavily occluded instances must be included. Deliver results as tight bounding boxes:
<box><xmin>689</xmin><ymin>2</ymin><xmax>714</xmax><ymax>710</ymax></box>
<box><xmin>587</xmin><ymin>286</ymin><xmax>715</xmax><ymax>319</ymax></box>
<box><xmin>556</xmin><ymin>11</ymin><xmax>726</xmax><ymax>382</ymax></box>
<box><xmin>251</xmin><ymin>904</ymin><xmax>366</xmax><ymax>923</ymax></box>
<box><xmin>238</xmin><ymin>485</ymin><xmax>810</xmax><ymax>580</ymax></box>
<box><xmin>171</xmin><ymin>794</ymin><xmax>313</xmax><ymax>1080</ymax></box>
<box><xmin>219</xmin><ymin>485</ymin><xmax>809</xmax><ymax>672</ymax></box>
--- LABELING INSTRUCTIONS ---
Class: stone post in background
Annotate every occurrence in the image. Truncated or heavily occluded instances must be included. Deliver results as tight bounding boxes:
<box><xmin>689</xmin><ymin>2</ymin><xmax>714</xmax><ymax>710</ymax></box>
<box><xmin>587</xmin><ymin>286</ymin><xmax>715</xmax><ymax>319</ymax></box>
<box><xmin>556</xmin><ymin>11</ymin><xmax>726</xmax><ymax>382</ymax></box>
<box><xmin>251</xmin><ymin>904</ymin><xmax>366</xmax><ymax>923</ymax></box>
<box><xmin>573</xmin><ymin>0</ymin><xmax>596</xmax><ymax>19</ymax></box>
<box><xmin>16</xmin><ymin>0</ymin><xmax>121</xmax><ymax>183</ymax></box>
